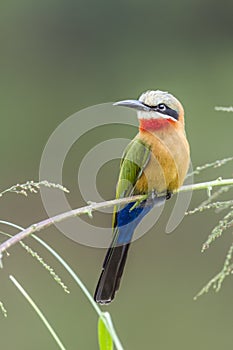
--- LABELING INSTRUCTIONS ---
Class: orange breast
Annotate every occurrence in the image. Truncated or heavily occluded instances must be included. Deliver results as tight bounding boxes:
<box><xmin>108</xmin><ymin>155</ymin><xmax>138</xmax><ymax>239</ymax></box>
<box><xmin>135</xmin><ymin>124</ymin><xmax>190</xmax><ymax>194</ymax></box>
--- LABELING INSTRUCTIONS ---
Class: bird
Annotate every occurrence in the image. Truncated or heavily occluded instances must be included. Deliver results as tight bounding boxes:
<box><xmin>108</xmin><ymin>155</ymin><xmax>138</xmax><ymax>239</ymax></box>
<box><xmin>94</xmin><ymin>90</ymin><xmax>190</xmax><ymax>304</ymax></box>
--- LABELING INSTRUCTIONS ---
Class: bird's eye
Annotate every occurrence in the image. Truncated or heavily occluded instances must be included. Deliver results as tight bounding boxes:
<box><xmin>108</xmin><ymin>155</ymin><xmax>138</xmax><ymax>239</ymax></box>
<box><xmin>157</xmin><ymin>103</ymin><xmax>166</xmax><ymax>111</ymax></box>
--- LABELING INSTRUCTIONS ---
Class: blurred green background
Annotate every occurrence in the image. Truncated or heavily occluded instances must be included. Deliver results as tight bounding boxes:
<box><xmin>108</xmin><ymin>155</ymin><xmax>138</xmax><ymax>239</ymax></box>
<box><xmin>1</xmin><ymin>0</ymin><xmax>233</xmax><ymax>349</ymax></box>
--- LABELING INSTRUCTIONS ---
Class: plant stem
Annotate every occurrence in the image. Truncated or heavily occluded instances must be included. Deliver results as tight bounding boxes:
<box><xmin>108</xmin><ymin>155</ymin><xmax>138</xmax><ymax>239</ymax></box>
<box><xmin>9</xmin><ymin>275</ymin><xmax>66</xmax><ymax>350</ymax></box>
<box><xmin>1</xmin><ymin>221</ymin><xmax>124</xmax><ymax>350</ymax></box>
<box><xmin>0</xmin><ymin>178</ymin><xmax>232</xmax><ymax>256</ymax></box>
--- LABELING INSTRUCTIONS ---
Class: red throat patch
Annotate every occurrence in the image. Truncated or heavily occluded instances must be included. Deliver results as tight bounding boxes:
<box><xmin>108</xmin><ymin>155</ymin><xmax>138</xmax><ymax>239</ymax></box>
<box><xmin>139</xmin><ymin>118</ymin><xmax>176</xmax><ymax>131</ymax></box>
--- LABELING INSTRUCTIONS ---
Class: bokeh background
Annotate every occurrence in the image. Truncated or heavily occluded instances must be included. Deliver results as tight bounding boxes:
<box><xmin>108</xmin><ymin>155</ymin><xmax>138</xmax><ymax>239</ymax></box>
<box><xmin>1</xmin><ymin>0</ymin><xmax>233</xmax><ymax>349</ymax></box>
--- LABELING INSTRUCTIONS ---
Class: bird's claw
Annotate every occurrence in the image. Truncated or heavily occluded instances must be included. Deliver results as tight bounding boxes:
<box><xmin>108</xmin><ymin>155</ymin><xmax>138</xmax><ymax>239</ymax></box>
<box><xmin>166</xmin><ymin>191</ymin><xmax>172</xmax><ymax>200</ymax></box>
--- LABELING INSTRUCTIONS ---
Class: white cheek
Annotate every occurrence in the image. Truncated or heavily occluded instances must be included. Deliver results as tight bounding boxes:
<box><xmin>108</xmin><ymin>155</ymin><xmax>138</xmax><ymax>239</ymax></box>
<box><xmin>137</xmin><ymin>111</ymin><xmax>166</xmax><ymax>120</ymax></box>
<box><xmin>137</xmin><ymin>111</ymin><xmax>178</xmax><ymax>122</ymax></box>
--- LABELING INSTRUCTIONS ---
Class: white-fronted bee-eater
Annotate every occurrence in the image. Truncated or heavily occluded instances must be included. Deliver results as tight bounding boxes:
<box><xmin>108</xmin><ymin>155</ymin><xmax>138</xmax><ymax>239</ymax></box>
<box><xmin>94</xmin><ymin>90</ymin><xmax>190</xmax><ymax>304</ymax></box>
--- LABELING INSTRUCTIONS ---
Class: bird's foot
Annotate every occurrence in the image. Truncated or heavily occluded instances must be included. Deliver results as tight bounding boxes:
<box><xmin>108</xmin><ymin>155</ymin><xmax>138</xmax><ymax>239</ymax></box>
<box><xmin>151</xmin><ymin>189</ymin><xmax>158</xmax><ymax>200</ymax></box>
<box><xmin>147</xmin><ymin>189</ymin><xmax>173</xmax><ymax>205</ymax></box>
<box><xmin>166</xmin><ymin>190</ymin><xmax>173</xmax><ymax>200</ymax></box>
<box><xmin>146</xmin><ymin>189</ymin><xmax>160</xmax><ymax>205</ymax></box>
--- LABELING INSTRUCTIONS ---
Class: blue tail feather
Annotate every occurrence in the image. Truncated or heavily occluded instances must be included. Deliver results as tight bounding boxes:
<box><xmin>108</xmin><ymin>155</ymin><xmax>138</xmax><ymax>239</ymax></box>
<box><xmin>116</xmin><ymin>200</ymin><xmax>153</xmax><ymax>245</ymax></box>
<box><xmin>94</xmin><ymin>196</ymin><xmax>166</xmax><ymax>304</ymax></box>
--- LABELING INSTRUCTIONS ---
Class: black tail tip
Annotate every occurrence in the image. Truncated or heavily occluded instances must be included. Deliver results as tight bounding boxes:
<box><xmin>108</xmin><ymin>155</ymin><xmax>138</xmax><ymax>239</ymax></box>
<box><xmin>94</xmin><ymin>296</ymin><xmax>112</xmax><ymax>305</ymax></box>
<box><xmin>94</xmin><ymin>290</ymin><xmax>115</xmax><ymax>305</ymax></box>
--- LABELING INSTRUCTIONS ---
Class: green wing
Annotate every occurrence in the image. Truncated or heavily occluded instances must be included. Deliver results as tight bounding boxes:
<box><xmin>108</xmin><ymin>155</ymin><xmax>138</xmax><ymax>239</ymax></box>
<box><xmin>112</xmin><ymin>138</ymin><xmax>151</xmax><ymax>228</ymax></box>
<box><xmin>116</xmin><ymin>137</ymin><xmax>151</xmax><ymax>198</ymax></box>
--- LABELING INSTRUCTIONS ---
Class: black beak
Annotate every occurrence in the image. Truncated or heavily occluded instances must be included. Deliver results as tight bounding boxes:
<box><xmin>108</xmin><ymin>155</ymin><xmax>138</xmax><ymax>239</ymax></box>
<box><xmin>113</xmin><ymin>99</ymin><xmax>151</xmax><ymax>112</ymax></box>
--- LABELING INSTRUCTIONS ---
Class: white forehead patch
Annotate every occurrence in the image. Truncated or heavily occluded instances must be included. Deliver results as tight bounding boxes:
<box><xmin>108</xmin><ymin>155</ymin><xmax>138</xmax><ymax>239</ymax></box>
<box><xmin>139</xmin><ymin>90</ymin><xmax>180</xmax><ymax>112</ymax></box>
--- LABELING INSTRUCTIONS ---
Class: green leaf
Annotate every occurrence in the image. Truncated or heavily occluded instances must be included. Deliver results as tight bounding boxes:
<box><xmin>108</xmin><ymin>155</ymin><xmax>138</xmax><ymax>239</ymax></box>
<box><xmin>98</xmin><ymin>316</ymin><xmax>113</xmax><ymax>350</ymax></box>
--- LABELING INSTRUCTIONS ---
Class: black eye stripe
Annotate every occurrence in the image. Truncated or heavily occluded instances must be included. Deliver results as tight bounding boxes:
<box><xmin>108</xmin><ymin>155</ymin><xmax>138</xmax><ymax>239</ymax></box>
<box><xmin>158</xmin><ymin>106</ymin><xmax>179</xmax><ymax>120</ymax></box>
<box><xmin>142</xmin><ymin>102</ymin><xmax>179</xmax><ymax>120</ymax></box>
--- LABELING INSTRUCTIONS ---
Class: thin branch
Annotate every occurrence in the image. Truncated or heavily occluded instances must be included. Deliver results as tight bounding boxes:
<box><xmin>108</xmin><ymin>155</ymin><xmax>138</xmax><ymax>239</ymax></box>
<box><xmin>0</xmin><ymin>194</ymin><xmax>146</xmax><ymax>257</ymax></box>
<box><xmin>194</xmin><ymin>241</ymin><xmax>233</xmax><ymax>300</ymax></box>
<box><xmin>202</xmin><ymin>210</ymin><xmax>233</xmax><ymax>252</ymax></box>
<box><xmin>0</xmin><ymin>180</ymin><xmax>69</xmax><ymax>198</ymax></box>
<box><xmin>215</xmin><ymin>106</ymin><xmax>233</xmax><ymax>112</ymax></box>
<box><xmin>0</xmin><ymin>224</ymin><xmax>70</xmax><ymax>293</ymax></box>
<box><xmin>32</xmin><ymin>236</ymin><xmax>124</xmax><ymax>350</ymax></box>
<box><xmin>0</xmin><ymin>301</ymin><xmax>7</xmax><ymax>318</ymax></box>
<box><xmin>0</xmin><ymin>178</ymin><xmax>233</xmax><ymax>257</ymax></box>
<box><xmin>2</xmin><ymin>222</ymin><xmax>123</xmax><ymax>349</ymax></box>
<box><xmin>186</xmin><ymin>157</ymin><xmax>233</xmax><ymax>178</ymax></box>
<box><xmin>9</xmin><ymin>275</ymin><xmax>66</xmax><ymax>350</ymax></box>
<box><xmin>177</xmin><ymin>178</ymin><xmax>233</xmax><ymax>193</ymax></box>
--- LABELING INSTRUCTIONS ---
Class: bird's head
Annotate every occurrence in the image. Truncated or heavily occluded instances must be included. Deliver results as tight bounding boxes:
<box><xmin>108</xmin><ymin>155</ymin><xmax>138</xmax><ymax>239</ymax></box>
<box><xmin>114</xmin><ymin>90</ymin><xmax>185</xmax><ymax>131</ymax></box>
